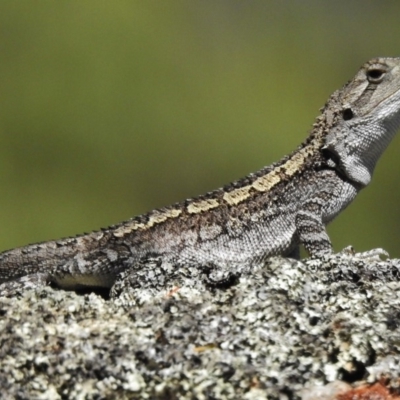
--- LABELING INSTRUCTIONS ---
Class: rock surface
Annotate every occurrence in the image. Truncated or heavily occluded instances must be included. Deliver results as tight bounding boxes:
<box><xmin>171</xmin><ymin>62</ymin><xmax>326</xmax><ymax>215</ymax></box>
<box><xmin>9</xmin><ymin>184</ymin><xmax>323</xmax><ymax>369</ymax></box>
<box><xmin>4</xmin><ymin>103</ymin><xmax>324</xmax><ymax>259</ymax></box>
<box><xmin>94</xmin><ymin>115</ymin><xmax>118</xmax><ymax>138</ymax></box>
<box><xmin>1</xmin><ymin>254</ymin><xmax>400</xmax><ymax>399</ymax></box>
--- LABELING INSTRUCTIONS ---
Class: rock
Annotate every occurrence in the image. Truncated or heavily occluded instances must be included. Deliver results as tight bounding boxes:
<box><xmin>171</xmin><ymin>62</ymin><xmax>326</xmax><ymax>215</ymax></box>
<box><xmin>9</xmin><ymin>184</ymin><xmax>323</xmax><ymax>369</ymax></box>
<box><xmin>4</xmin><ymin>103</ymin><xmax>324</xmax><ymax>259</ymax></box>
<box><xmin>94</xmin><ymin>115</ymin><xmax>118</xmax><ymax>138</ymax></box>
<box><xmin>1</xmin><ymin>254</ymin><xmax>400</xmax><ymax>399</ymax></box>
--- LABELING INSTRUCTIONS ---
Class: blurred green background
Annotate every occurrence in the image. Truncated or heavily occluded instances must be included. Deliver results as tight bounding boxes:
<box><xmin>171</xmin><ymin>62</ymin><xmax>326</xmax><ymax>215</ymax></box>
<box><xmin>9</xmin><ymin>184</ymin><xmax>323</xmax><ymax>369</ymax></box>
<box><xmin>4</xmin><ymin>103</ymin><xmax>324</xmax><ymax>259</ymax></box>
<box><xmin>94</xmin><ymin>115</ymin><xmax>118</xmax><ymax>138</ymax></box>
<box><xmin>0</xmin><ymin>1</ymin><xmax>400</xmax><ymax>257</ymax></box>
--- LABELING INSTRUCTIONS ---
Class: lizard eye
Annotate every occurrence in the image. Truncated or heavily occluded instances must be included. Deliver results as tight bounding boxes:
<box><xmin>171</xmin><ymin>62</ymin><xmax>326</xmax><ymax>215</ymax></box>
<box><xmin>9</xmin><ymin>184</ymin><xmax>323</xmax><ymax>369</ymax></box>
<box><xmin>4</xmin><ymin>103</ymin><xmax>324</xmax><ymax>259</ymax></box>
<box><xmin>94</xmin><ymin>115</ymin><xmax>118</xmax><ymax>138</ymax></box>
<box><xmin>366</xmin><ymin>68</ymin><xmax>385</xmax><ymax>83</ymax></box>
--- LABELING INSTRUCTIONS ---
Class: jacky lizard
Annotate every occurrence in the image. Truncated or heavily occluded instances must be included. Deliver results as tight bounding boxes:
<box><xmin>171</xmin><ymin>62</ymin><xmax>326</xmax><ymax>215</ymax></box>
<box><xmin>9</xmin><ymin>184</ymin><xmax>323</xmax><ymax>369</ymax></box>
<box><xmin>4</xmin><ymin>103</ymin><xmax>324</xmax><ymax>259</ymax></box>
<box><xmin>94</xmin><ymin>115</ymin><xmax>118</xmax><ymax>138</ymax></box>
<box><xmin>1</xmin><ymin>57</ymin><xmax>400</xmax><ymax>292</ymax></box>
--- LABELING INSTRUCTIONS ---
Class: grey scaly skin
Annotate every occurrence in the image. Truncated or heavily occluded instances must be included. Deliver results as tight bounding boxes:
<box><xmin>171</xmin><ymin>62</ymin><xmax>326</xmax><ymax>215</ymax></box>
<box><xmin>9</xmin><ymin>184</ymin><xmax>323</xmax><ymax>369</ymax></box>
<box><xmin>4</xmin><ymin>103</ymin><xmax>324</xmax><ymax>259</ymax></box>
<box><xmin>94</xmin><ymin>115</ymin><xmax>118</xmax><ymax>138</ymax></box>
<box><xmin>1</xmin><ymin>57</ymin><xmax>400</xmax><ymax>293</ymax></box>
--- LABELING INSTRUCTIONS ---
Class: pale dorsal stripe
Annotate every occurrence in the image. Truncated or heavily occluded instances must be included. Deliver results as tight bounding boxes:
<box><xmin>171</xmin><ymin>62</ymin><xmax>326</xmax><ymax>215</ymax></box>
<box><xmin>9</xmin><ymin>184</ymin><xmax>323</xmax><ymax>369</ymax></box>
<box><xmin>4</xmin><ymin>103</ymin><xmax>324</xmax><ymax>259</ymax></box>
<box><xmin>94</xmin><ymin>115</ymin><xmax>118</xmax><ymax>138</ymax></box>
<box><xmin>187</xmin><ymin>198</ymin><xmax>219</xmax><ymax>214</ymax></box>
<box><xmin>113</xmin><ymin>208</ymin><xmax>182</xmax><ymax>236</ymax></box>
<box><xmin>224</xmin><ymin>144</ymin><xmax>312</xmax><ymax>205</ymax></box>
<box><xmin>113</xmin><ymin>143</ymin><xmax>316</xmax><ymax>235</ymax></box>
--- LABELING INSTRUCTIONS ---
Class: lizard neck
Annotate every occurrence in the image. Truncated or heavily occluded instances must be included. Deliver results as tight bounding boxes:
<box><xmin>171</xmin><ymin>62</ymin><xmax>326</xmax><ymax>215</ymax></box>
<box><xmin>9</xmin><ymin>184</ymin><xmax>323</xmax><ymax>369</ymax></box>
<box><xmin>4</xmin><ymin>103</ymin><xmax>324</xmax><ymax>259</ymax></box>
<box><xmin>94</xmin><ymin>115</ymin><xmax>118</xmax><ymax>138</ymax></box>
<box><xmin>323</xmin><ymin>91</ymin><xmax>400</xmax><ymax>187</ymax></box>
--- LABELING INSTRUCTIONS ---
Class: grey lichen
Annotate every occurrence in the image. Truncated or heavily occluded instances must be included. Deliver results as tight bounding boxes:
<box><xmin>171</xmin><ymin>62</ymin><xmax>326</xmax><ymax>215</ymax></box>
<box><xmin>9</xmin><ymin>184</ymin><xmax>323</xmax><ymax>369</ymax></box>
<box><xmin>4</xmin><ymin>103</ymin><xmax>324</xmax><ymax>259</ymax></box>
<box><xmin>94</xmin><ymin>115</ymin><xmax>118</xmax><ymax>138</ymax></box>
<box><xmin>1</xmin><ymin>253</ymin><xmax>400</xmax><ymax>399</ymax></box>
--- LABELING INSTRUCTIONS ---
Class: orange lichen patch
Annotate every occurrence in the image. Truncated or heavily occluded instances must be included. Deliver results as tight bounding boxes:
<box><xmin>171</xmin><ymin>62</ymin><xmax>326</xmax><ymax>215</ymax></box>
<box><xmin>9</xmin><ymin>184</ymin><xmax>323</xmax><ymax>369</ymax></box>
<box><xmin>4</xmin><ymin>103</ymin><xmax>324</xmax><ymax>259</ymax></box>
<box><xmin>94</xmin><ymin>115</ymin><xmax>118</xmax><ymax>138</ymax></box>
<box><xmin>165</xmin><ymin>286</ymin><xmax>180</xmax><ymax>298</ymax></box>
<box><xmin>193</xmin><ymin>343</ymin><xmax>217</xmax><ymax>353</ymax></box>
<box><xmin>338</xmin><ymin>382</ymin><xmax>400</xmax><ymax>400</ymax></box>
<box><xmin>249</xmin><ymin>376</ymin><xmax>261</xmax><ymax>389</ymax></box>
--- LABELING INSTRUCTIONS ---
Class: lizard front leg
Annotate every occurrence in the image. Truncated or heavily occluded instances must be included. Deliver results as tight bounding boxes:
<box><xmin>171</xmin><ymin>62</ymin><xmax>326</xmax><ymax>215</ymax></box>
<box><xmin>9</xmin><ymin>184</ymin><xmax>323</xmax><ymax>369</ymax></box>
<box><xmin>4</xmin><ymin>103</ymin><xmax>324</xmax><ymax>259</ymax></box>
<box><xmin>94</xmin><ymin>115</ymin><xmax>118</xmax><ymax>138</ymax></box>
<box><xmin>295</xmin><ymin>198</ymin><xmax>333</xmax><ymax>258</ymax></box>
<box><xmin>294</xmin><ymin>171</ymin><xmax>355</xmax><ymax>258</ymax></box>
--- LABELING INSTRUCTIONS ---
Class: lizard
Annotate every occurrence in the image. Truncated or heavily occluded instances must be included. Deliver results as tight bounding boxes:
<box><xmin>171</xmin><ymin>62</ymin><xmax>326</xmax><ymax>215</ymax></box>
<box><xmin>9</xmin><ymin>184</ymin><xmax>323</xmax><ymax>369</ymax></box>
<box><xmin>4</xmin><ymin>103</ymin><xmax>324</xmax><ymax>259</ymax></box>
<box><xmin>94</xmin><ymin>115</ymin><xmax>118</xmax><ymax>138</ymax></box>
<box><xmin>1</xmin><ymin>57</ymin><xmax>400</xmax><ymax>293</ymax></box>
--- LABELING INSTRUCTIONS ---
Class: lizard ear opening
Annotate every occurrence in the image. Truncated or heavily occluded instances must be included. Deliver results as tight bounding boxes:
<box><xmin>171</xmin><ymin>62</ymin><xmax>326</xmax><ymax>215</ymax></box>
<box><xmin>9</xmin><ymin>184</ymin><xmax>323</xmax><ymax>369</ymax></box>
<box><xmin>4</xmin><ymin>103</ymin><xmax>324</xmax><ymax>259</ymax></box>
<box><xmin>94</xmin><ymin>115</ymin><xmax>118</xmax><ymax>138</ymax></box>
<box><xmin>342</xmin><ymin>108</ymin><xmax>354</xmax><ymax>121</ymax></box>
<box><xmin>321</xmin><ymin>147</ymin><xmax>340</xmax><ymax>166</ymax></box>
<box><xmin>323</xmin><ymin>124</ymin><xmax>372</xmax><ymax>187</ymax></box>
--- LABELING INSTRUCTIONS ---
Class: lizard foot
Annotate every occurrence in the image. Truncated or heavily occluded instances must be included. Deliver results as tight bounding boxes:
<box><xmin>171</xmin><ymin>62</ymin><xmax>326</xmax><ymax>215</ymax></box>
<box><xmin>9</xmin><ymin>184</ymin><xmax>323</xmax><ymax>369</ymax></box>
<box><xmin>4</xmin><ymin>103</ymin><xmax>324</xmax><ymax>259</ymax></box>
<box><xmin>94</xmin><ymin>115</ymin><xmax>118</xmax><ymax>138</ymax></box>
<box><xmin>0</xmin><ymin>273</ymin><xmax>51</xmax><ymax>297</ymax></box>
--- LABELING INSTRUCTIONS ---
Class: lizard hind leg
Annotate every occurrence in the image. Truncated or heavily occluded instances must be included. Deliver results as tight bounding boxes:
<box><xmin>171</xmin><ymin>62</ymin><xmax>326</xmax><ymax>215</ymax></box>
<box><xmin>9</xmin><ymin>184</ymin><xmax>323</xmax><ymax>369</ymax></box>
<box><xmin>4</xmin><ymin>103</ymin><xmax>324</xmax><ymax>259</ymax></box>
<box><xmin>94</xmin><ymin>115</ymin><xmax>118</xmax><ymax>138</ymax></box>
<box><xmin>200</xmin><ymin>262</ymin><xmax>240</xmax><ymax>289</ymax></box>
<box><xmin>109</xmin><ymin>258</ymin><xmax>241</xmax><ymax>302</ymax></box>
<box><xmin>0</xmin><ymin>272</ymin><xmax>51</xmax><ymax>297</ymax></box>
<box><xmin>110</xmin><ymin>256</ymin><xmax>182</xmax><ymax>300</ymax></box>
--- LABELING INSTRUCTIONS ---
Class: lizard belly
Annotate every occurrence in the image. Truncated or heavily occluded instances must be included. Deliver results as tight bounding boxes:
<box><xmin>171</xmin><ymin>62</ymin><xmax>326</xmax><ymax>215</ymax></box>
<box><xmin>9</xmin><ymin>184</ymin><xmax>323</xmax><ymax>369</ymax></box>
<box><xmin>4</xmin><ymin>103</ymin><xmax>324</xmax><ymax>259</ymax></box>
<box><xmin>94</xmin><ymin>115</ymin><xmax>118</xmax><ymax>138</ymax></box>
<box><xmin>176</xmin><ymin>215</ymin><xmax>296</xmax><ymax>266</ymax></box>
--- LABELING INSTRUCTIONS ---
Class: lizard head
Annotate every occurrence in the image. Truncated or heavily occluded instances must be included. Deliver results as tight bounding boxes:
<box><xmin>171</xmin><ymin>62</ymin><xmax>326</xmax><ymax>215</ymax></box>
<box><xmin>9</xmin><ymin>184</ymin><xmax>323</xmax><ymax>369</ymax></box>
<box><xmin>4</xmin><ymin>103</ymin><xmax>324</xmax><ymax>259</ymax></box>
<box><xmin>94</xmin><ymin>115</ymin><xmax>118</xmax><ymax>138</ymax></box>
<box><xmin>322</xmin><ymin>57</ymin><xmax>400</xmax><ymax>187</ymax></box>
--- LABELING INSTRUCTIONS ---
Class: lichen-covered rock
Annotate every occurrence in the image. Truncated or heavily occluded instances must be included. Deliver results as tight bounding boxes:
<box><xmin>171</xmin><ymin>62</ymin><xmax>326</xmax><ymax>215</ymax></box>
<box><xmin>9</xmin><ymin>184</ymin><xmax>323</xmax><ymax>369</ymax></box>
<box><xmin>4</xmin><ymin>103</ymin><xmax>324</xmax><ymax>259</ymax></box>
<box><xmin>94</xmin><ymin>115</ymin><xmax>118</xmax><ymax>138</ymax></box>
<box><xmin>1</xmin><ymin>254</ymin><xmax>400</xmax><ymax>399</ymax></box>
